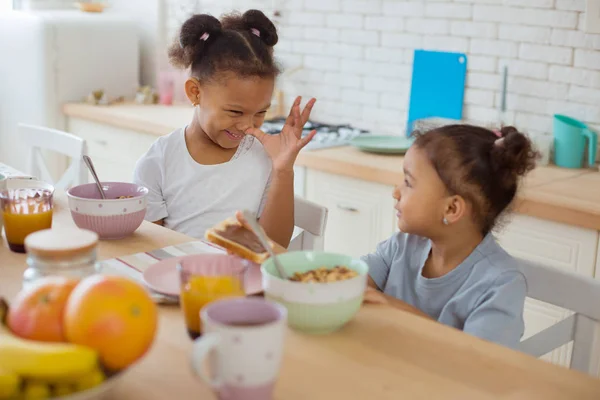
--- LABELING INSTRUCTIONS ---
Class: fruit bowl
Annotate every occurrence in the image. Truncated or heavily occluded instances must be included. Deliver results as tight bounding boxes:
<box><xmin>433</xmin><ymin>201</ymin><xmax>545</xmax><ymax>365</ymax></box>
<box><xmin>66</xmin><ymin>182</ymin><xmax>148</xmax><ymax>239</ymax></box>
<box><xmin>52</xmin><ymin>373</ymin><xmax>124</xmax><ymax>400</ymax></box>
<box><xmin>0</xmin><ymin>298</ymin><xmax>124</xmax><ymax>400</ymax></box>
<box><xmin>0</xmin><ymin>274</ymin><xmax>157</xmax><ymax>400</ymax></box>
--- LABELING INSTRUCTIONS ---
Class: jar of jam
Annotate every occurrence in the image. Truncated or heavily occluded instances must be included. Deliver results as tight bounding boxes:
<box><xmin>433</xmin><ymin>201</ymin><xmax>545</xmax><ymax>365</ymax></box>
<box><xmin>23</xmin><ymin>227</ymin><xmax>100</xmax><ymax>288</ymax></box>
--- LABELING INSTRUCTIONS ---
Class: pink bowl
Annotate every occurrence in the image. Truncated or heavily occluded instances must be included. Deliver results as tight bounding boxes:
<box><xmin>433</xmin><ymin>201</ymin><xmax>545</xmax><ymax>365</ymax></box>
<box><xmin>66</xmin><ymin>182</ymin><xmax>148</xmax><ymax>240</ymax></box>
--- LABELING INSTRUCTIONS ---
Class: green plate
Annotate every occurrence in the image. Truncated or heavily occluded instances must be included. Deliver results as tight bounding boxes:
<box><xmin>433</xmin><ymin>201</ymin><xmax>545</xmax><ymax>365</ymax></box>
<box><xmin>349</xmin><ymin>135</ymin><xmax>414</xmax><ymax>154</ymax></box>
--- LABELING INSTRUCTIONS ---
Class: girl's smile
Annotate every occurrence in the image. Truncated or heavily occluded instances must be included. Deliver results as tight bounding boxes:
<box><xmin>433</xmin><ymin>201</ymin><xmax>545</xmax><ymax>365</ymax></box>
<box><xmin>224</xmin><ymin>129</ymin><xmax>244</xmax><ymax>141</ymax></box>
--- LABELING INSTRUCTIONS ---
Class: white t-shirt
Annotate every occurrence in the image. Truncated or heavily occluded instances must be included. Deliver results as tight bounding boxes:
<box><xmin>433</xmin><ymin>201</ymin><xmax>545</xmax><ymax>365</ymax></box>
<box><xmin>133</xmin><ymin>127</ymin><xmax>272</xmax><ymax>239</ymax></box>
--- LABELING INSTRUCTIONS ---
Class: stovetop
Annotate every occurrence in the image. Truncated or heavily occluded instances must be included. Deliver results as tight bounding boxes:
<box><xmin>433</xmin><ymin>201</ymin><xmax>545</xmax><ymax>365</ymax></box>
<box><xmin>261</xmin><ymin>118</ymin><xmax>369</xmax><ymax>151</ymax></box>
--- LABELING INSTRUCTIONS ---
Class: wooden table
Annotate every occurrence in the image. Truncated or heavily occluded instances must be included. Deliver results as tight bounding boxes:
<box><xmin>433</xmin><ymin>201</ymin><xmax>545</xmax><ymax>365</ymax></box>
<box><xmin>3</xmin><ymin>197</ymin><xmax>600</xmax><ymax>399</ymax></box>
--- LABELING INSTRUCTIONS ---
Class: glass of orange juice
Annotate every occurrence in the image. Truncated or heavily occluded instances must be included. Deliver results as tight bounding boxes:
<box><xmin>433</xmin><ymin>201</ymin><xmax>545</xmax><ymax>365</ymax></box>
<box><xmin>1</xmin><ymin>186</ymin><xmax>54</xmax><ymax>253</ymax></box>
<box><xmin>178</xmin><ymin>254</ymin><xmax>248</xmax><ymax>339</ymax></box>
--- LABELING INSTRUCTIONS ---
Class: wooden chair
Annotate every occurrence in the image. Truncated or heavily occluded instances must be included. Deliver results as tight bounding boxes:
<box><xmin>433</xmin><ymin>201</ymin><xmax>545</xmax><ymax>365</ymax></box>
<box><xmin>288</xmin><ymin>196</ymin><xmax>328</xmax><ymax>251</ymax></box>
<box><xmin>19</xmin><ymin>123</ymin><xmax>88</xmax><ymax>190</ymax></box>
<box><xmin>518</xmin><ymin>258</ymin><xmax>600</xmax><ymax>375</ymax></box>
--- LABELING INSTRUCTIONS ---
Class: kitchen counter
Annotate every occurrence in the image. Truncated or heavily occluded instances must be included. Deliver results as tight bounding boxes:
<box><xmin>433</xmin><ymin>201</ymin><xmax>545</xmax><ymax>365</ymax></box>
<box><xmin>62</xmin><ymin>102</ymin><xmax>600</xmax><ymax>231</ymax></box>
<box><xmin>297</xmin><ymin>146</ymin><xmax>600</xmax><ymax>231</ymax></box>
<box><xmin>63</xmin><ymin>102</ymin><xmax>192</xmax><ymax>136</ymax></box>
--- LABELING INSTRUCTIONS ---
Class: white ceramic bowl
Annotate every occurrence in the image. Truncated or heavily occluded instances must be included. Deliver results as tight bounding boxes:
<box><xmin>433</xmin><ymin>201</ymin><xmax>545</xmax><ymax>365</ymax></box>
<box><xmin>66</xmin><ymin>182</ymin><xmax>148</xmax><ymax>240</ymax></box>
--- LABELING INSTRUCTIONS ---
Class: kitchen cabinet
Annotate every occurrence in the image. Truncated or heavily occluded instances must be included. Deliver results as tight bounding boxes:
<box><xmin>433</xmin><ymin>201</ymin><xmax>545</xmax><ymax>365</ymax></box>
<box><xmin>305</xmin><ymin>170</ymin><xmax>396</xmax><ymax>259</ymax></box>
<box><xmin>67</xmin><ymin>118</ymin><xmax>157</xmax><ymax>183</ymax></box>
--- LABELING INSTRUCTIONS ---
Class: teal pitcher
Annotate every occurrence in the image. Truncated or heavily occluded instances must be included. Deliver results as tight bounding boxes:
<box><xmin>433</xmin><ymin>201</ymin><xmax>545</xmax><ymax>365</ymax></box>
<box><xmin>553</xmin><ymin>114</ymin><xmax>598</xmax><ymax>169</ymax></box>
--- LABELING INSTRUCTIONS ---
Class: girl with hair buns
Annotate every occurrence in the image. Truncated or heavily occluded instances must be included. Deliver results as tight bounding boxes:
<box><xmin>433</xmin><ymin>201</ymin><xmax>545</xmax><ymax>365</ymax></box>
<box><xmin>362</xmin><ymin>124</ymin><xmax>539</xmax><ymax>349</ymax></box>
<box><xmin>134</xmin><ymin>10</ymin><xmax>317</xmax><ymax>247</ymax></box>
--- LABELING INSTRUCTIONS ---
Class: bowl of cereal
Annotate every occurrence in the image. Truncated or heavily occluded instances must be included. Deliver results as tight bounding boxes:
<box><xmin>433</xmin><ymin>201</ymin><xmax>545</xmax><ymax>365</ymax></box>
<box><xmin>66</xmin><ymin>182</ymin><xmax>148</xmax><ymax>239</ymax></box>
<box><xmin>261</xmin><ymin>251</ymin><xmax>368</xmax><ymax>334</ymax></box>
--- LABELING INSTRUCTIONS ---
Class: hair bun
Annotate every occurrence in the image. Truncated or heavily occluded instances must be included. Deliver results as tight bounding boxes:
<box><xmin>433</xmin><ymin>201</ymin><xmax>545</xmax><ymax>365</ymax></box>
<box><xmin>499</xmin><ymin>126</ymin><xmax>518</xmax><ymax>138</ymax></box>
<box><xmin>242</xmin><ymin>10</ymin><xmax>278</xmax><ymax>46</ymax></box>
<box><xmin>168</xmin><ymin>14</ymin><xmax>222</xmax><ymax>69</ymax></box>
<box><xmin>180</xmin><ymin>14</ymin><xmax>222</xmax><ymax>48</ymax></box>
<box><xmin>490</xmin><ymin>126</ymin><xmax>538</xmax><ymax>185</ymax></box>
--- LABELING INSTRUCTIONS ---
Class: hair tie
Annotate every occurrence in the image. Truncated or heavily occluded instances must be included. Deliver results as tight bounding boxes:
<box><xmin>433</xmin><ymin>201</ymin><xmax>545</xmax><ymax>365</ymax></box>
<box><xmin>179</xmin><ymin>32</ymin><xmax>210</xmax><ymax>49</ymax></box>
<box><xmin>492</xmin><ymin>129</ymin><xmax>502</xmax><ymax>137</ymax></box>
<box><xmin>250</xmin><ymin>28</ymin><xmax>260</xmax><ymax>37</ymax></box>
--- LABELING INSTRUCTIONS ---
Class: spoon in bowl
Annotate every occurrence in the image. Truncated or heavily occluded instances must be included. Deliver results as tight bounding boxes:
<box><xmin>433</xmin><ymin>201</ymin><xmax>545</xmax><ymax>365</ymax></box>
<box><xmin>240</xmin><ymin>210</ymin><xmax>288</xmax><ymax>280</ymax></box>
<box><xmin>82</xmin><ymin>155</ymin><xmax>106</xmax><ymax>200</ymax></box>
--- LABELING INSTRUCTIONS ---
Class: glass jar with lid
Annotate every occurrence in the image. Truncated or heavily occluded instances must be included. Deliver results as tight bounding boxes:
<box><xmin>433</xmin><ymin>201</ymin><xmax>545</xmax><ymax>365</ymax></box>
<box><xmin>23</xmin><ymin>227</ymin><xmax>100</xmax><ymax>288</ymax></box>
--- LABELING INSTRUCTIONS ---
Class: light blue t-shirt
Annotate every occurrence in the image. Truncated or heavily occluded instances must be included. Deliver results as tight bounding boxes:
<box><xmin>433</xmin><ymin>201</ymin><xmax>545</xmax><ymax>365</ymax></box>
<box><xmin>362</xmin><ymin>232</ymin><xmax>527</xmax><ymax>349</ymax></box>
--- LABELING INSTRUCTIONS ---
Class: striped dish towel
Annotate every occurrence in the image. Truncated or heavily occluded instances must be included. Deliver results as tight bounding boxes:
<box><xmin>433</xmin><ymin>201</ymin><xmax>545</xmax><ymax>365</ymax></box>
<box><xmin>98</xmin><ymin>240</ymin><xmax>225</xmax><ymax>301</ymax></box>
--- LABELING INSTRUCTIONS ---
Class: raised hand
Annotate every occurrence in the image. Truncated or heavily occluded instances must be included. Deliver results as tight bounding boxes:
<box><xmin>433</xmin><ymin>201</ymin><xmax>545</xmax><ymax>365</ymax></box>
<box><xmin>245</xmin><ymin>96</ymin><xmax>317</xmax><ymax>172</ymax></box>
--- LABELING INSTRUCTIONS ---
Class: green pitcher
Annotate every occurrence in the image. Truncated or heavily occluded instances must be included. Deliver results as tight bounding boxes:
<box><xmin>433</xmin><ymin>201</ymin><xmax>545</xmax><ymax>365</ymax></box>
<box><xmin>553</xmin><ymin>114</ymin><xmax>597</xmax><ymax>169</ymax></box>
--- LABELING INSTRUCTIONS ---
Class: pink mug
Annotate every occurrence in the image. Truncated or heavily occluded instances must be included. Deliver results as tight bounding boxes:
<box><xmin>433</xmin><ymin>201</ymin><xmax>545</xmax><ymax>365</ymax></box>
<box><xmin>191</xmin><ymin>297</ymin><xmax>287</xmax><ymax>400</ymax></box>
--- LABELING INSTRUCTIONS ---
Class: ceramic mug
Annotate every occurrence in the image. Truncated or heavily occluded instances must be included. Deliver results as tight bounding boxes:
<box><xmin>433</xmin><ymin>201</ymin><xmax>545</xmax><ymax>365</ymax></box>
<box><xmin>191</xmin><ymin>297</ymin><xmax>287</xmax><ymax>400</ymax></box>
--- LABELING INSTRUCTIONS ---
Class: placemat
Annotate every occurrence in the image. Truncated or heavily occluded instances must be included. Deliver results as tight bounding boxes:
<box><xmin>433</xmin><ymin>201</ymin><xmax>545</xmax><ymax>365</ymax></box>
<box><xmin>98</xmin><ymin>240</ymin><xmax>225</xmax><ymax>284</ymax></box>
<box><xmin>98</xmin><ymin>240</ymin><xmax>226</xmax><ymax>303</ymax></box>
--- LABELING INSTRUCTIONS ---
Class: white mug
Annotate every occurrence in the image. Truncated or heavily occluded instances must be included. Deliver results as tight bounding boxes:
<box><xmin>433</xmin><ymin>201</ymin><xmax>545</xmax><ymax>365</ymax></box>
<box><xmin>191</xmin><ymin>297</ymin><xmax>287</xmax><ymax>400</ymax></box>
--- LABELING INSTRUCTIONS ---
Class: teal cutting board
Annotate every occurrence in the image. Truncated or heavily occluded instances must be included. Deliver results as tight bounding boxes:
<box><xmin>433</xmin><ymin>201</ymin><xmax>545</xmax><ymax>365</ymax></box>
<box><xmin>406</xmin><ymin>50</ymin><xmax>467</xmax><ymax>135</ymax></box>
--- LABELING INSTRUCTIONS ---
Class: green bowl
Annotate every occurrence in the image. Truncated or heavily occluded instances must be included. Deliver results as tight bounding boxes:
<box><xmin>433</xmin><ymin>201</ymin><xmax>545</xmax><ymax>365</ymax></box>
<box><xmin>261</xmin><ymin>251</ymin><xmax>368</xmax><ymax>334</ymax></box>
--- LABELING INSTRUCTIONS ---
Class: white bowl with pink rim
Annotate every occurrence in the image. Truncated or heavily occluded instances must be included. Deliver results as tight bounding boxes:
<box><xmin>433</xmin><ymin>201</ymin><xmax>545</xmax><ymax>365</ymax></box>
<box><xmin>66</xmin><ymin>182</ymin><xmax>148</xmax><ymax>240</ymax></box>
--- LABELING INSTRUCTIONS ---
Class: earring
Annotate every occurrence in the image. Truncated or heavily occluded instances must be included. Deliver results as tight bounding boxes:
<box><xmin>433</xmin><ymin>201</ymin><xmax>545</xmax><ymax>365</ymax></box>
<box><xmin>443</xmin><ymin>217</ymin><xmax>449</xmax><ymax>225</ymax></box>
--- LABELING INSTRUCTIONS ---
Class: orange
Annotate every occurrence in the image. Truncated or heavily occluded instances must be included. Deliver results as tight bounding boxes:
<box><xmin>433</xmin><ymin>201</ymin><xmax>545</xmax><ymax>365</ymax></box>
<box><xmin>7</xmin><ymin>277</ymin><xmax>78</xmax><ymax>342</ymax></box>
<box><xmin>63</xmin><ymin>275</ymin><xmax>158</xmax><ymax>371</ymax></box>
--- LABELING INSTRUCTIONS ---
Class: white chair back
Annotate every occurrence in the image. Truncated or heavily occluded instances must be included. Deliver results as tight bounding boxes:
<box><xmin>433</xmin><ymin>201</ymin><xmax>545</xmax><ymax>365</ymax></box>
<box><xmin>19</xmin><ymin>123</ymin><xmax>88</xmax><ymax>190</ymax></box>
<box><xmin>518</xmin><ymin>259</ymin><xmax>600</xmax><ymax>375</ymax></box>
<box><xmin>288</xmin><ymin>196</ymin><xmax>328</xmax><ymax>251</ymax></box>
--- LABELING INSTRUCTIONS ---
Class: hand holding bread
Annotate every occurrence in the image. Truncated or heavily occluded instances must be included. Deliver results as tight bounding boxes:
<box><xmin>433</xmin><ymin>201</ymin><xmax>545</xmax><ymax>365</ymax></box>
<box><xmin>204</xmin><ymin>212</ymin><xmax>287</xmax><ymax>264</ymax></box>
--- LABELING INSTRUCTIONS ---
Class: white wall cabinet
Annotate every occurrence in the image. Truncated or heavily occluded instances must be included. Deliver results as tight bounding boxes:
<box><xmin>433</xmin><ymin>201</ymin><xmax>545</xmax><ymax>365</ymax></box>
<box><xmin>305</xmin><ymin>170</ymin><xmax>396</xmax><ymax>259</ymax></box>
<box><xmin>67</xmin><ymin>118</ymin><xmax>157</xmax><ymax>183</ymax></box>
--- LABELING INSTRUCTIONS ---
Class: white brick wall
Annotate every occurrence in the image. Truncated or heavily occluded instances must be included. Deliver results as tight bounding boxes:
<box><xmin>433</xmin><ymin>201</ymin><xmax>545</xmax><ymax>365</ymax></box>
<box><xmin>163</xmin><ymin>0</ymin><xmax>600</xmax><ymax>136</ymax></box>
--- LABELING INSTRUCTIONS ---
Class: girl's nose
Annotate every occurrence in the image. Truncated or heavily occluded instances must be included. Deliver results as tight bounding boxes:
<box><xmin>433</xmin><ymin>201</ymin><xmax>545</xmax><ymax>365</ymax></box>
<box><xmin>237</xmin><ymin>115</ymin><xmax>255</xmax><ymax>132</ymax></box>
<box><xmin>392</xmin><ymin>185</ymin><xmax>401</xmax><ymax>200</ymax></box>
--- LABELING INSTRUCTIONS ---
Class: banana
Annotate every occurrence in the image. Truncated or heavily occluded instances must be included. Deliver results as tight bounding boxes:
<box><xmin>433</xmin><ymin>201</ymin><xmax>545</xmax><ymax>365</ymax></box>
<box><xmin>0</xmin><ymin>298</ymin><xmax>99</xmax><ymax>382</ymax></box>
<box><xmin>74</xmin><ymin>368</ymin><xmax>105</xmax><ymax>392</ymax></box>
<box><xmin>21</xmin><ymin>381</ymin><xmax>50</xmax><ymax>400</ymax></box>
<box><xmin>0</xmin><ymin>367</ymin><xmax>20</xmax><ymax>400</ymax></box>
<box><xmin>52</xmin><ymin>383</ymin><xmax>75</xmax><ymax>397</ymax></box>
<box><xmin>0</xmin><ymin>327</ymin><xmax>98</xmax><ymax>381</ymax></box>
